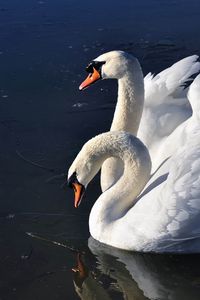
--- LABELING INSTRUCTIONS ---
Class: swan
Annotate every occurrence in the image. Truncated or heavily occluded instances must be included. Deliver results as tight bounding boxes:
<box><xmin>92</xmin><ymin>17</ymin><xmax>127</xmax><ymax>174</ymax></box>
<box><xmin>68</xmin><ymin>75</ymin><xmax>200</xmax><ymax>253</ymax></box>
<box><xmin>79</xmin><ymin>51</ymin><xmax>200</xmax><ymax>191</ymax></box>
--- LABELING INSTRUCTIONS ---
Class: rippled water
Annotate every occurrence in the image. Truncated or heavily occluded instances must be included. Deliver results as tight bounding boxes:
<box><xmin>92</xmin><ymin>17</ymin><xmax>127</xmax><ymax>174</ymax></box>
<box><xmin>1</xmin><ymin>0</ymin><xmax>200</xmax><ymax>299</ymax></box>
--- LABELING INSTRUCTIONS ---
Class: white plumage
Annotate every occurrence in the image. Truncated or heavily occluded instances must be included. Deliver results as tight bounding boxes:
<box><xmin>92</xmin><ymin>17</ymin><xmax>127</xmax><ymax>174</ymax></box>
<box><xmin>68</xmin><ymin>51</ymin><xmax>200</xmax><ymax>252</ymax></box>
<box><xmin>139</xmin><ymin>55</ymin><xmax>200</xmax><ymax>171</ymax></box>
<box><xmin>91</xmin><ymin>51</ymin><xmax>200</xmax><ymax>189</ymax></box>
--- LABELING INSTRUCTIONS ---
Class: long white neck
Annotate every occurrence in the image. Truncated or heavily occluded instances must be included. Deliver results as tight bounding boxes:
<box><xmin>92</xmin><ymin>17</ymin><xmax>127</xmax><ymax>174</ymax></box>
<box><xmin>89</xmin><ymin>132</ymin><xmax>151</xmax><ymax>244</ymax></box>
<box><xmin>101</xmin><ymin>59</ymin><xmax>144</xmax><ymax>192</ymax></box>
<box><xmin>110</xmin><ymin>59</ymin><xmax>144</xmax><ymax>135</ymax></box>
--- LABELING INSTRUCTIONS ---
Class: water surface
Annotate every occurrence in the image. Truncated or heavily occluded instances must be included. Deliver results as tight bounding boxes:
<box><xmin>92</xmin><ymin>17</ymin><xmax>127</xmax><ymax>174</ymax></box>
<box><xmin>1</xmin><ymin>0</ymin><xmax>200</xmax><ymax>299</ymax></box>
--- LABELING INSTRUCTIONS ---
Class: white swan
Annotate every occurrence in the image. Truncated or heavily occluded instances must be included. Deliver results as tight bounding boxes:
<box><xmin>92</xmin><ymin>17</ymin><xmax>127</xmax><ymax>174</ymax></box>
<box><xmin>68</xmin><ymin>75</ymin><xmax>200</xmax><ymax>252</ymax></box>
<box><xmin>79</xmin><ymin>51</ymin><xmax>200</xmax><ymax>191</ymax></box>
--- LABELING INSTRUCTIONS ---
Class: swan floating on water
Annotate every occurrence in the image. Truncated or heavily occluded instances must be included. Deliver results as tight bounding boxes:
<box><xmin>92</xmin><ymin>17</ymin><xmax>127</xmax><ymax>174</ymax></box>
<box><xmin>67</xmin><ymin>51</ymin><xmax>200</xmax><ymax>253</ymax></box>
<box><xmin>79</xmin><ymin>51</ymin><xmax>200</xmax><ymax>191</ymax></box>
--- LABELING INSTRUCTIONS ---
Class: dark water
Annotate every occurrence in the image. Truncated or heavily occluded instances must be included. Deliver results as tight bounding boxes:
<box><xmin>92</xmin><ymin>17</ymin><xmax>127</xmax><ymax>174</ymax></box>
<box><xmin>1</xmin><ymin>0</ymin><xmax>200</xmax><ymax>299</ymax></box>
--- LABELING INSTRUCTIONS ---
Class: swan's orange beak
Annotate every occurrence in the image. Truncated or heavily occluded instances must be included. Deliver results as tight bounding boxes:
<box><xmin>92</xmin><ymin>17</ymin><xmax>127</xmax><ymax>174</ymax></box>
<box><xmin>79</xmin><ymin>67</ymin><xmax>101</xmax><ymax>90</ymax></box>
<box><xmin>72</xmin><ymin>182</ymin><xmax>85</xmax><ymax>208</ymax></box>
<box><xmin>68</xmin><ymin>172</ymin><xmax>85</xmax><ymax>208</ymax></box>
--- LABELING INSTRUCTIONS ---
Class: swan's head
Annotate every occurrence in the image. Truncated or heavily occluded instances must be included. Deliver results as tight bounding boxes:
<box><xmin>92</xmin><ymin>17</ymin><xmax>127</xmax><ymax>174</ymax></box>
<box><xmin>79</xmin><ymin>50</ymin><xmax>136</xmax><ymax>90</ymax></box>
<box><xmin>67</xmin><ymin>137</ymin><xmax>104</xmax><ymax>208</ymax></box>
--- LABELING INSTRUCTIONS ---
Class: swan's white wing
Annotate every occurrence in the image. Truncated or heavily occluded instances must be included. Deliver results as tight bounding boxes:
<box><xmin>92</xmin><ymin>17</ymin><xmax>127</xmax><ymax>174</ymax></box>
<box><xmin>160</xmin><ymin>72</ymin><xmax>200</xmax><ymax>240</ymax></box>
<box><xmin>138</xmin><ymin>56</ymin><xmax>200</xmax><ymax>169</ymax></box>
<box><xmin>144</xmin><ymin>55</ymin><xmax>200</xmax><ymax>105</ymax></box>
<box><xmin>123</xmin><ymin>129</ymin><xmax>200</xmax><ymax>253</ymax></box>
<box><xmin>146</xmin><ymin>73</ymin><xmax>200</xmax><ymax>171</ymax></box>
<box><xmin>156</xmin><ymin>134</ymin><xmax>200</xmax><ymax>252</ymax></box>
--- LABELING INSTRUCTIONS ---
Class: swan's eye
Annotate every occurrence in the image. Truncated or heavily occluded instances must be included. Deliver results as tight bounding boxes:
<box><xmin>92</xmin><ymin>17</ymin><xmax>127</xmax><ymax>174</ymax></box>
<box><xmin>86</xmin><ymin>61</ymin><xmax>105</xmax><ymax>75</ymax></box>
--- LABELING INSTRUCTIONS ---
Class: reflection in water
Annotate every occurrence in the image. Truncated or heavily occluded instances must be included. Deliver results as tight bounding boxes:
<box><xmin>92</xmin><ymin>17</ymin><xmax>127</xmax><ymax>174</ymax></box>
<box><xmin>72</xmin><ymin>237</ymin><xmax>200</xmax><ymax>300</ymax></box>
<box><xmin>72</xmin><ymin>253</ymin><xmax>112</xmax><ymax>300</ymax></box>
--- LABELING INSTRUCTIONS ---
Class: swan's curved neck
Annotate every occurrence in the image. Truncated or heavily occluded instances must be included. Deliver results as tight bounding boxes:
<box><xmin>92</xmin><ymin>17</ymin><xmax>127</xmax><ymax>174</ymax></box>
<box><xmin>111</xmin><ymin>59</ymin><xmax>144</xmax><ymax>135</ymax></box>
<box><xmin>89</xmin><ymin>133</ymin><xmax>151</xmax><ymax>242</ymax></box>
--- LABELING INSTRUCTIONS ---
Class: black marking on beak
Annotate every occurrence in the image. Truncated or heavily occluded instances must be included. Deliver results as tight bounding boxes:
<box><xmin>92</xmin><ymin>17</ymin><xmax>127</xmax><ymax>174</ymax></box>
<box><xmin>67</xmin><ymin>172</ymin><xmax>78</xmax><ymax>188</ymax></box>
<box><xmin>86</xmin><ymin>60</ymin><xmax>105</xmax><ymax>75</ymax></box>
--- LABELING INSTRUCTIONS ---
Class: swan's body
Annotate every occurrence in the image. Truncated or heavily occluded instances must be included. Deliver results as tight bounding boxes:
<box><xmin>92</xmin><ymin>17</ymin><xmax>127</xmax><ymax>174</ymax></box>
<box><xmin>68</xmin><ymin>82</ymin><xmax>200</xmax><ymax>252</ymax></box>
<box><xmin>68</xmin><ymin>51</ymin><xmax>200</xmax><ymax>252</ymax></box>
<box><xmin>79</xmin><ymin>51</ymin><xmax>200</xmax><ymax>191</ymax></box>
